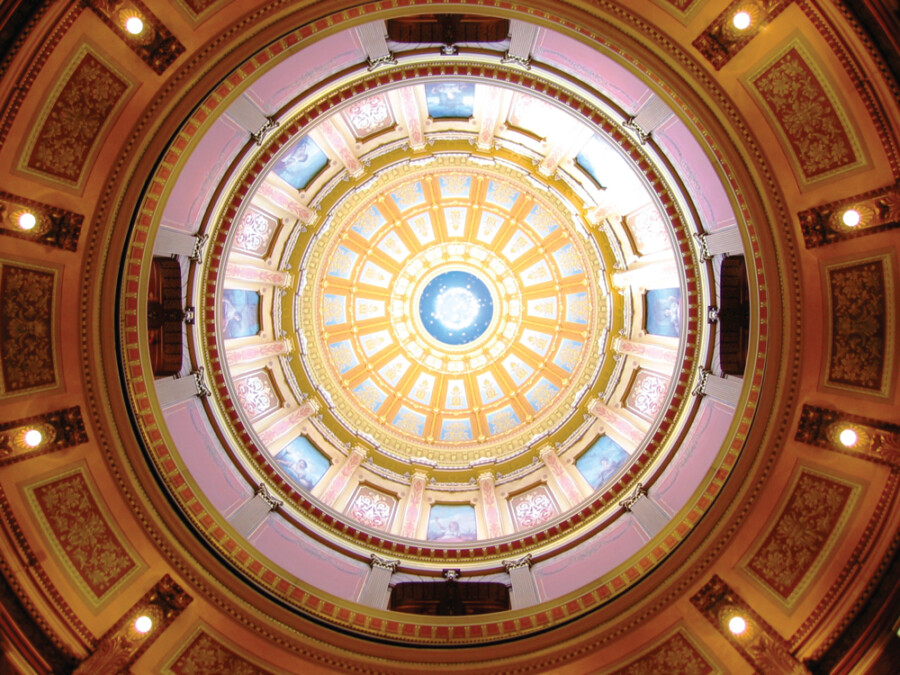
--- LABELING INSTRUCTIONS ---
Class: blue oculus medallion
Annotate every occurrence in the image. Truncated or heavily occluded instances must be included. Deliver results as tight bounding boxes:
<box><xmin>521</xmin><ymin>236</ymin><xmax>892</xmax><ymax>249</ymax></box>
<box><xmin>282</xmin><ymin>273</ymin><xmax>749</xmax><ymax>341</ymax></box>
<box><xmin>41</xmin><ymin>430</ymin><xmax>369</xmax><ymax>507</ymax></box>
<box><xmin>418</xmin><ymin>271</ymin><xmax>493</xmax><ymax>345</ymax></box>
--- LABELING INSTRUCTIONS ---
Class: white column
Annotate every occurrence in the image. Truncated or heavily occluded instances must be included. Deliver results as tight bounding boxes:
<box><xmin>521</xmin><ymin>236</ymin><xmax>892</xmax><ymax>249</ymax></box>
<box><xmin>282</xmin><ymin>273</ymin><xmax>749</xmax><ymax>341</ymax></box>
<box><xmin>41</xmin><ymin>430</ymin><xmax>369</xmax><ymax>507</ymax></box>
<box><xmin>154</xmin><ymin>227</ymin><xmax>204</xmax><ymax>258</ymax></box>
<box><xmin>358</xmin><ymin>20</ymin><xmax>394</xmax><ymax>69</ymax></box>
<box><xmin>696</xmin><ymin>226</ymin><xmax>743</xmax><ymax>259</ymax></box>
<box><xmin>503</xmin><ymin>554</ymin><xmax>539</xmax><ymax>609</ymax></box>
<box><xmin>228</xmin><ymin>484</ymin><xmax>282</xmax><ymax>537</ymax></box>
<box><xmin>503</xmin><ymin>20</ymin><xmax>537</xmax><ymax>67</ymax></box>
<box><xmin>358</xmin><ymin>555</ymin><xmax>399</xmax><ymax>609</ymax></box>
<box><xmin>631</xmin><ymin>95</ymin><xmax>673</xmax><ymax>135</ymax></box>
<box><xmin>155</xmin><ymin>370</ymin><xmax>207</xmax><ymax>407</ymax></box>
<box><xmin>620</xmin><ymin>484</ymin><xmax>669</xmax><ymax>540</ymax></box>
<box><xmin>695</xmin><ymin>371</ymin><xmax>743</xmax><ymax>407</ymax></box>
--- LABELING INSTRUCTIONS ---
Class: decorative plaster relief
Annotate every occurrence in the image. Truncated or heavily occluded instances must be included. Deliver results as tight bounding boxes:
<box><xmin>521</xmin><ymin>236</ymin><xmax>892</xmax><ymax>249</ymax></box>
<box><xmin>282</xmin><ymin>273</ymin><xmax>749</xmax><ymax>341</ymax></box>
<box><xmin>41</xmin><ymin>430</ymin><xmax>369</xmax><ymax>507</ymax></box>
<box><xmin>609</xmin><ymin>628</ymin><xmax>718</xmax><ymax>675</ymax></box>
<box><xmin>824</xmin><ymin>255</ymin><xmax>894</xmax><ymax>397</ymax></box>
<box><xmin>0</xmin><ymin>261</ymin><xmax>58</xmax><ymax>396</ymax></box>
<box><xmin>341</xmin><ymin>94</ymin><xmax>394</xmax><ymax>138</ymax></box>
<box><xmin>744</xmin><ymin>467</ymin><xmax>859</xmax><ymax>605</ymax></box>
<box><xmin>20</xmin><ymin>47</ymin><xmax>129</xmax><ymax>186</ymax></box>
<box><xmin>748</xmin><ymin>41</ymin><xmax>865</xmax><ymax>185</ymax></box>
<box><xmin>167</xmin><ymin>629</ymin><xmax>274</xmax><ymax>675</ymax></box>
<box><xmin>25</xmin><ymin>467</ymin><xmax>141</xmax><ymax>606</ymax></box>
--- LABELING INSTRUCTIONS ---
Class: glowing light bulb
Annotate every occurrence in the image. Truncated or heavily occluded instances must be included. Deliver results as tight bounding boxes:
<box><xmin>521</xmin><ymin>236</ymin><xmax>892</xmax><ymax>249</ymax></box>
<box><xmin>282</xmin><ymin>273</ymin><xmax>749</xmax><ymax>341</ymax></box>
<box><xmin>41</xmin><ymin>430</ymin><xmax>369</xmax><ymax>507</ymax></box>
<box><xmin>134</xmin><ymin>615</ymin><xmax>152</xmax><ymax>633</ymax></box>
<box><xmin>125</xmin><ymin>16</ymin><xmax>144</xmax><ymax>35</ymax></box>
<box><xmin>732</xmin><ymin>11</ymin><xmax>752</xmax><ymax>30</ymax></box>
<box><xmin>728</xmin><ymin>616</ymin><xmax>747</xmax><ymax>635</ymax></box>
<box><xmin>23</xmin><ymin>429</ymin><xmax>43</xmax><ymax>447</ymax></box>
<box><xmin>18</xmin><ymin>212</ymin><xmax>36</xmax><ymax>230</ymax></box>
<box><xmin>841</xmin><ymin>209</ymin><xmax>861</xmax><ymax>227</ymax></box>
<box><xmin>839</xmin><ymin>428</ymin><xmax>858</xmax><ymax>447</ymax></box>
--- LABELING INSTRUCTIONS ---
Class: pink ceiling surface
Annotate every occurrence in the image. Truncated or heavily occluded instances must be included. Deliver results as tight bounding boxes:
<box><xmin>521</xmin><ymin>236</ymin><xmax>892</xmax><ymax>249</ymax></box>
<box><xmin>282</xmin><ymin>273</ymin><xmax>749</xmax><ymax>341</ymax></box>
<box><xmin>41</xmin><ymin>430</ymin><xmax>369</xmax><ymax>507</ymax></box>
<box><xmin>532</xmin><ymin>29</ymin><xmax>653</xmax><ymax>113</ymax></box>
<box><xmin>249</xmin><ymin>514</ymin><xmax>369</xmax><ymax>599</ymax></box>
<box><xmin>531</xmin><ymin>516</ymin><xmax>647</xmax><ymax>600</ymax></box>
<box><xmin>653</xmin><ymin>117</ymin><xmax>737</xmax><ymax>232</ymax></box>
<box><xmin>162</xmin><ymin>398</ymin><xmax>252</xmax><ymax>515</ymax></box>
<box><xmin>243</xmin><ymin>30</ymin><xmax>367</xmax><ymax>116</ymax></box>
<box><xmin>160</xmin><ymin>115</ymin><xmax>247</xmax><ymax>233</ymax></box>
<box><xmin>653</xmin><ymin>397</ymin><xmax>734</xmax><ymax>514</ymax></box>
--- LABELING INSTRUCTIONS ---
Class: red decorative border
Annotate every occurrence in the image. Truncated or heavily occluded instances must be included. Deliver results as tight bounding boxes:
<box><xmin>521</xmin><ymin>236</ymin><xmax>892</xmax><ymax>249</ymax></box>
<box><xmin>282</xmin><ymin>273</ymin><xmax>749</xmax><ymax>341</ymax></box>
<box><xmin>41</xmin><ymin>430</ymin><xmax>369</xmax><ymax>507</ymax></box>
<box><xmin>118</xmin><ymin>1</ymin><xmax>770</xmax><ymax>644</ymax></box>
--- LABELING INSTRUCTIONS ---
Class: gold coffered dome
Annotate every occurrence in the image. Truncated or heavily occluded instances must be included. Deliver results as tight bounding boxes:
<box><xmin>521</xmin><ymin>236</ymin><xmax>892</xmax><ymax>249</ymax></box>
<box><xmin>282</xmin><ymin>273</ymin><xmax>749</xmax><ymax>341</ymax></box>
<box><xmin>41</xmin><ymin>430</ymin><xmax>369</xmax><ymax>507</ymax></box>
<box><xmin>297</xmin><ymin>161</ymin><xmax>608</xmax><ymax>465</ymax></box>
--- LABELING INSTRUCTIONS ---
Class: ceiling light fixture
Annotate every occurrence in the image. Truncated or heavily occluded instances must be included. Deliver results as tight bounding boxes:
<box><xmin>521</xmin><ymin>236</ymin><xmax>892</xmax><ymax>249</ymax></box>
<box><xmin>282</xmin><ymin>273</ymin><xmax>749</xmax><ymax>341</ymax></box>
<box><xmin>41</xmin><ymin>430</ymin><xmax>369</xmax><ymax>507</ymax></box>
<box><xmin>732</xmin><ymin>11</ymin><xmax>752</xmax><ymax>30</ymax></box>
<box><xmin>23</xmin><ymin>429</ymin><xmax>43</xmax><ymax>447</ymax></box>
<box><xmin>841</xmin><ymin>208</ymin><xmax>861</xmax><ymax>227</ymax></box>
<box><xmin>134</xmin><ymin>615</ymin><xmax>153</xmax><ymax>633</ymax></box>
<box><xmin>125</xmin><ymin>16</ymin><xmax>144</xmax><ymax>35</ymax></box>
<box><xmin>728</xmin><ymin>615</ymin><xmax>748</xmax><ymax>635</ymax></box>
<box><xmin>838</xmin><ymin>428</ymin><xmax>858</xmax><ymax>448</ymax></box>
<box><xmin>17</xmin><ymin>211</ymin><xmax>37</xmax><ymax>230</ymax></box>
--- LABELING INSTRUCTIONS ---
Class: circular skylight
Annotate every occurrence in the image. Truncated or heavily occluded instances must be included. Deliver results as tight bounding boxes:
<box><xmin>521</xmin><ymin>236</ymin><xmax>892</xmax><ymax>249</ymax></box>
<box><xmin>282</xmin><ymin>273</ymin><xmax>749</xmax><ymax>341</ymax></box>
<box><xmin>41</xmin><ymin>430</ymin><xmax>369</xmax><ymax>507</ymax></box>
<box><xmin>420</xmin><ymin>270</ymin><xmax>493</xmax><ymax>344</ymax></box>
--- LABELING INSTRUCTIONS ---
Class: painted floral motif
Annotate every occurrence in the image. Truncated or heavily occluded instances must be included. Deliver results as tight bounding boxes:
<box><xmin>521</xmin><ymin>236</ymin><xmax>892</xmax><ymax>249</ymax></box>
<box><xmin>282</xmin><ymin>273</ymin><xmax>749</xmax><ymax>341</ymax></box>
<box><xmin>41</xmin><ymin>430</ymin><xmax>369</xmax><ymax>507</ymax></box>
<box><xmin>169</xmin><ymin>631</ymin><xmax>272</xmax><ymax>675</ymax></box>
<box><xmin>342</xmin><ymin>95</ymin><xmax>392</xmax><ymax>137</ymax></box>
<box><xmin>746</xmin><ymin>471</ymin><xmax>854</xmax><ymax>600</ymax></box>
<box><xmin>234</xmin><ymin>370</ymin><xmax>280</xmax><ymax>422</ymax></box>
<box><xmin>625</xmin><ymin>370</ymin><xmax>670</xmax><ymax>421</ymax></box>
<box><xmin>510</xmin><ymin>486</ymin><xmax>559</xmax><ymax>530</ymax></box>
<box><xmin>345</xmin><ymin>486</ymin><xmax>397</xmax><ymax>531</ymax></box>
<box><xmin>31</xmin><ymin>472</ymin><xmax>136</xmax><ymax>601</ymax></box>
<box><xmin>233</xmin><ymin>208</ymin><xmax>278</xmax><ymax>257</ymax></box>
<box><xmin>826</xmin><ymin>259</ymin><xmax>888</xmax><ymax>393</ymax></box>
<box><xmin>0</xmin><ymin>264</ymin><xmax>56</xmax><ymax>393</ymax></box>
<box><xmin>26</xmin><ymin>53</ymin><xmax>128</xmax><ymax>183</ymax></box>
<box><xmin>752</xmin><ymin>47</ymin><xmax>857</xmax><ymax>181</ymax></box>
<box><xmin>610</xmin><ymin>631</ymin><xmax>714</xmax><ymax>675</ymax></box>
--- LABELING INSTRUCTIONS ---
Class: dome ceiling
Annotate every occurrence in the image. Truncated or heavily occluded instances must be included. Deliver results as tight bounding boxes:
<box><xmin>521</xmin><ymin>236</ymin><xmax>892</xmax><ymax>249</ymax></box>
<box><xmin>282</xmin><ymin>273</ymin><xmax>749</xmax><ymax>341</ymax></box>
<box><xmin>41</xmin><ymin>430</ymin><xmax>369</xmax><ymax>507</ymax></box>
<box><xmin>114</xmin><ymin>15</ymin><xmax>752</xmax><ymax>641</ymax></box>
<box><xmin>5</xmin><ymin>0</ymin><xmax>898</xmax><ymax>671</ymax></box>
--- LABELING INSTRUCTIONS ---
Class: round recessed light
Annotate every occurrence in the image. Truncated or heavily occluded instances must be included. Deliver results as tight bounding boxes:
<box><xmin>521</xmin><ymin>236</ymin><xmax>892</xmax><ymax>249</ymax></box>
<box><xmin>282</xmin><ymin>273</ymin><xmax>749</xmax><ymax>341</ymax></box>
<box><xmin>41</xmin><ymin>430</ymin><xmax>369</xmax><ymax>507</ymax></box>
<box><xmin>838</xmin><ymin>428</ymin><xmax>858</xmax><ymax>447</ymax></box>
<box><xmin>23</xmin><ymin>429</ymin><xmax>43</xmax><ymax>447</ymax></box>
<box><xmin>134</xmin><ymin>615</ymin><xmax>153</xmax><ymax>633</ymax></box>
<box><xmin>18</xmin><ymin>212</ymin><xmax>37</xmax><ymax>230</ymax></box>
<box><xmin>841</xmin><ymin>209</ymin><xmax>861</xmax><ymax>227</ymax></box>
<box><xmin>732</xmin><ymin>11</ymin><xmax>752</xmax><ymax>30</ymax></box>
<box><xmin>728</xmin><ymin>615</ymin><xmax>747</xmax><ymax>635</ymax></box>
<box><xmin>125</xmin><ymin>16</ymin><xmax>144</xmax><ymax>35</ymax></box>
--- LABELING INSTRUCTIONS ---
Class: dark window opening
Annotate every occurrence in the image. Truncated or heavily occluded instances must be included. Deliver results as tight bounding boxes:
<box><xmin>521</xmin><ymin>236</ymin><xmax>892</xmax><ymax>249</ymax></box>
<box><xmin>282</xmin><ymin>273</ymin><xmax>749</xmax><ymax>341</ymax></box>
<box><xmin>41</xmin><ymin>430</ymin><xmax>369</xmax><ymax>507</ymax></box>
<box><xmin>148</xmin><ymin>257</ymin><xmax>184</xmax><ymax>378</ymax></box>
<box><xmin>718</xmin><ymin>256</ymin><xmax>750</xmax><ymax>376</ymax></box>
<box><xmin>387</xmin><ymin>15</ymin><xmax>510</xmax><ymax>45</ymax></box>
<box><xmin>389</xmin><ymin>581</ymin><xmax>510</xmax><ymax>616</ymax></box>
